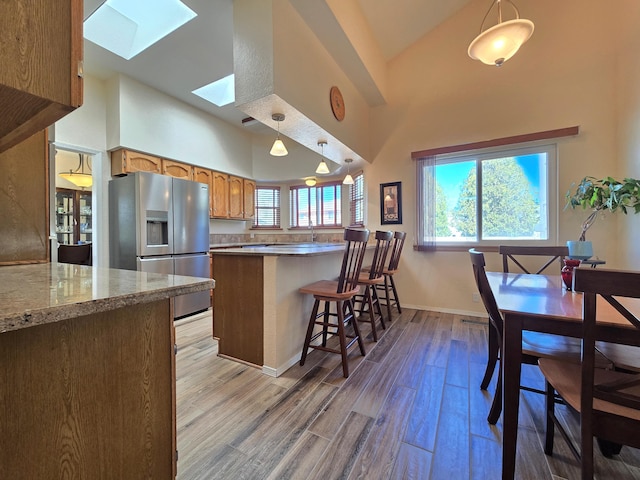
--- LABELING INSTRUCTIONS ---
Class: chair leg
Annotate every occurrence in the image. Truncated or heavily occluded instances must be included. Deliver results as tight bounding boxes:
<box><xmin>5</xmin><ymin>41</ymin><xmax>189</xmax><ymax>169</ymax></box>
<box><xmin>544</xmin><ymin>380</ymin><xmax>555</xmax><ymax>455</ymax></box>
<box><xmin>389</xmin><ymin>275</ymin><xmax>401</xmax><ymax>313</ymax></box>
<box><xmin>321</xmin><ymin>301</ymin><xmax>330</xmax><ymax>347</ymax></box>
<box><xmin>581</xmin><ymin>416</ymin><xmax>594</xmax><ymax>480</ymax></box>
<box><xmin>347</xmin><ymin>299</ymin><xmax>366</xmax><ymax>356</ymax></box>
<box><xmin>372</xmin><ymin>285</ymin><xmax>386</xmax><ymax>331</ymax></box>
<box><xmin>596</xmin><ymin>438</ymin><xmax>623</xmax><ymax>458</ymax></box>
<box><xmin>336</xmin><ymin>300</ymin><xmax>350</xmax><ymax>378</ymax></box>
<box><xmin>481</xmin><ymin>326</ymin><xmax>499</xmax><ymax>390</ymax></box>
<box><xmin>364</xmin><ymin>285</ymin><xmax>378</xmax><ymax>342</ymax></box>
<box><xmin>487</xmin><ymin>360</ymin><xmax>502</xmax><ymax>425</ymax></box>
<box><xmin>300</xmin><ymin>299</ymin><xmax>320</xmax><ymax>366</ymax></box>
<box><xmin>382</xmin><ymin>276</ymin><xmax>393</xmax><ymax>322</ymax></box>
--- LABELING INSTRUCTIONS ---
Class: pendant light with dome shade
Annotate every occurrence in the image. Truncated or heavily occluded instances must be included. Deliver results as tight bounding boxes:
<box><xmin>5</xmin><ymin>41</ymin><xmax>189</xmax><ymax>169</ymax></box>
<box><xmin>315</xmin><ymin>141</ymin><xmax>330</xmax><ymax>174</ymax></box>
<box><xmin>59</xmin><ymin>153</ymin><xmax>93</xmax><ymax>188</ymax></box>
<box><xmin>342</xmin><ymin>158</ymin><xmax>354</xmax><ymax>185</ymax></box>
<box><xmin>305</xmin><ymin>178</ymin><xmax>317</xmax><ymax>187</ymax></box>
<box><xmin>468</xmin><ymin>0</ymin><xmax>534</xmax><ymax>67</ymax></box>
<box><xmin>269</xmin><ymin>113</ymin><xmax>288</xmax><ymax>156</ymax></box>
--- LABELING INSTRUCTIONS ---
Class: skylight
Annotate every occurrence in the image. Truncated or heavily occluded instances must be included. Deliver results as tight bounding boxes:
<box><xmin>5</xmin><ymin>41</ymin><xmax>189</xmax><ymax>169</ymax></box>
<box><xmin>84</xmin><ymin>0</ymin><xmax>197</xmax><ymax>60</ymax></box>
<box><xmin>192</xmin><ymin>74</ymin><xmax>235</xmax><ymax>107</ymax></box>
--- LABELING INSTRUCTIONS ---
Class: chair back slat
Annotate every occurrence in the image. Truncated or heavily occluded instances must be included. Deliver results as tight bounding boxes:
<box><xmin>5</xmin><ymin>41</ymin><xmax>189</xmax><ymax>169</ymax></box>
<box><xmin>469</xmin><ymin>249</ymin><xmax>504</xmax><ymax>339</ymax></box>
<box><xmin>387</xmin><ymin>231</ymin><xmax>406</xmax><ymax>272</ymax></box>
<box><xmin>499</xmin><ymin>245</ymin><xmax>568</xmax><ymax>274</ymax></box>
<box><xmin>367</xmin><ymin>231</ymin><xmax>393</xmax><ymax>280</ymax></box>
<box><xmin>573</xmin><ymin>268</ymin><xmax>640</xmax><ymax>431</ymax></box>
<box><xmin>337</xmin><ymin>228</ymin><xmax>369</xmax><ymax>293</ymax></box>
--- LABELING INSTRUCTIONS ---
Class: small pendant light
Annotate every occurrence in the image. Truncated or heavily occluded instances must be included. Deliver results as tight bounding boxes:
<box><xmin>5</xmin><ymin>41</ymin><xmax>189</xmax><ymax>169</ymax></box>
<box><xmin>315</xmin><ymin>141</ymin><xmax>330</xmax><ymax>174</ymax></box>
<box><xmin>270</xmin><ymin>113</ymin><xmax>288</xmax><ymax>156</ymax></box>
<box><xmin>342</xmin><ymin>158</ymin><xmax>354</xmax><ymax>185</ymax></box>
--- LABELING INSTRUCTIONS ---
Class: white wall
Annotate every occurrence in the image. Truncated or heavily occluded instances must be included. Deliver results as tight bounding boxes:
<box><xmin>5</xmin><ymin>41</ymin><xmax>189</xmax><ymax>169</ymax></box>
<box><xmin>364</xmin><ymin>0</ymin><xmax>640</xmax><ymax>315</ymax></box>
<box><xmin>113</xmin><ymin>75</ymin><xmax>254</xmax><ymax>178</ymax></box>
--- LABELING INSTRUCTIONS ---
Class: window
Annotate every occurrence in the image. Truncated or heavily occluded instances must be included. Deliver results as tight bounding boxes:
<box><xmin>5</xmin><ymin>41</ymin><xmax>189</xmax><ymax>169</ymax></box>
<box><xmin>349</xmin><ymin>172</ymin><xmax>364</xmax><ymax>226</ymax></box>
<box><xmin>416</xmin><ymin>144</ymin><xmax>557</xmax><ymax>249</ymax></box>
<box><xmin>290</xmin><ymin>182</ymin><xmax>342</xmax><ymax>227</ymax></box>
<box><xmin>253</xmin><ymin>186</ymin><xmax>281</xmax><ymax>228</ymax></box>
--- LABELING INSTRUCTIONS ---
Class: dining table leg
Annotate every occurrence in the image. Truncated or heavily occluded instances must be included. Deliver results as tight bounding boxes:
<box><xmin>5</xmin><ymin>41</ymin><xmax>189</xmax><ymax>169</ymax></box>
<box><xmin>502</xmin><ymin>313</ymin><xmax>523</xmax><ymax>480</ymax></box>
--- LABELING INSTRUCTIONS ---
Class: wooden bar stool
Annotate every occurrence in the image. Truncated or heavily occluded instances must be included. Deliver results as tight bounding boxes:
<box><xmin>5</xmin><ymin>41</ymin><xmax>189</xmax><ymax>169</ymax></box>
<box><xmin>299</xmin><ymin>228</ymin><xmax>370</xmax><ymax>378</ymax></box>
<box><xmin>364</xmin><ymin>231</ymin><xmax>406</xmax><ymax>316</ymax></box>
<box><xmin>354</xmin><ymin>230</ymin><xmax>393</xmax><ymax>342</ymax></box>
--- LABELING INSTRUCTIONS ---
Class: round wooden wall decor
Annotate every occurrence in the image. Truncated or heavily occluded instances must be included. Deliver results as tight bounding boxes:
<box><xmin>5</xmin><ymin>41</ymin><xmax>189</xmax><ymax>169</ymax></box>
<box><xmin>330</xmin><ymin>86</ymin><xmax>345</xmax><ymax>121</ymax></box>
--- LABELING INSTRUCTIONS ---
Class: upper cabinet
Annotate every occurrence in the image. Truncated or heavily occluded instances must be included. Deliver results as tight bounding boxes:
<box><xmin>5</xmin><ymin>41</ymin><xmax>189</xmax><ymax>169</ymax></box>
<box><xmin>194</xmin><ymin>167</ymin><xmax>213</xmax><ymax>217</ymax></box>
<box><xmin>212</xmin><ymin>172</ymin><xmax>230</xmax><ymax>219</ymax></box>
<box><xmin>111</xmin><ymin>149</ymin><xmax>162</xmax><ymax>176</ymax></box>
<box><xmin>0</xmin><ymin>0</ymin><xmax>83</xmax><ymax>154</ymax></box>
<box><xmin>243</xmin><ymin>179</ymin><xmax>256</xmax><ymax>220</ymax></box>
<box><xmin>228</xmin><ymin>176</ymin><xmax>244</xmax><ymax>219</ymax></box>
<box><xmin>163</xmin><ymin>159</ymin><xmax>193</xmax><ymax>180</ymax></box>
<box><xmin>110</xmin><ymin>148</ymin><xmax>255</xmax><ymax>221</ymax></box>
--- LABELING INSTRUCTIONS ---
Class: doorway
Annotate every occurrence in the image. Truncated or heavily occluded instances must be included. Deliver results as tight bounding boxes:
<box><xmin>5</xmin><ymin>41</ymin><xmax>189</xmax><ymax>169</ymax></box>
<box><xmin>51</xmin><ymin>146</ymin><xmax>99</xmax><ymax>265</ymax></box>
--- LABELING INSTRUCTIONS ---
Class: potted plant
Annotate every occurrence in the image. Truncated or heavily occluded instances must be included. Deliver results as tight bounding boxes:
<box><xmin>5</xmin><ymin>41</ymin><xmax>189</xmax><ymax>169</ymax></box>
<box><xmin>565</xmin><ymin>176</ymin><xmax>640</xmax><ymax>258</ymax></box>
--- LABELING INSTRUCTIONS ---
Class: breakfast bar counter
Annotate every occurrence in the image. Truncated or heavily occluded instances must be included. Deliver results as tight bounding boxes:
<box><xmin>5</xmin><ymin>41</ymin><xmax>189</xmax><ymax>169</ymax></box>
<box><xmin>210</xmin><ymin>243</ymin><xmax>347</xmax><ymax>376</ymax></box>
<box><xmin>0</xmin><ymin>263</ymin><xmax>214</xmax><ymax>479</ymax></box>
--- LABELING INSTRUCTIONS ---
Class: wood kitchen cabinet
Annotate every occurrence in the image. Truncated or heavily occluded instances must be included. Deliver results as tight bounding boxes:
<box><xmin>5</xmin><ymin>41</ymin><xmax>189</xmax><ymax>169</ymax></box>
<box><xmin>0</xmin><ymin>131</ymin><xmax>49</xmax><ymax>265</ymax></box>
<box><xmin>163</xmin><ymin>159</ymin><xmax>193</xmax><ymax>180</ymax></box>
<box><xmin>0</xmin><ymin>0</ymin><xmax>83</xmax><ymax>154</ymax></box>
<box><xmin>211</xmin><ymin>173</ymin><xmax>255</xmax><ymax>220</ymax></box>
<box><xmin>212</xmin><ymin>171</ymin><xmax>230</xmax><ymax>218</ymax></box>
<box><xmin>243</xmin><ymin>179</ymin><xmax>256</xmax><ymax>219</ymax></box>
<box><xmin>228</xmin><ymin>176</ymin><xmax>244</xmax><ymax>219</ymax></box>
<box><xmin>111</xmin><ymin>149</ymin><xmax>162</xmax><ymax>176</ymax></box>
<box><xmin>213</xmin><ymin>255</ymin><xmax>264</xmax><ymax>366</ymax></box>
<box><xmin>194</xmin><ymin>167</ymin><xmax>214</xmax><ymax>217</ymax></box>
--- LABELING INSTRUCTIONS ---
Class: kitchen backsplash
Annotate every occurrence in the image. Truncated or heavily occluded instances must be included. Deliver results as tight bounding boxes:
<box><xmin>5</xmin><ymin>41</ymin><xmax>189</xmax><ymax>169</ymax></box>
<box><xmin>210</xmin><ymin>232</ymin><xmax>345</xmax><ymax>245</ymax></box>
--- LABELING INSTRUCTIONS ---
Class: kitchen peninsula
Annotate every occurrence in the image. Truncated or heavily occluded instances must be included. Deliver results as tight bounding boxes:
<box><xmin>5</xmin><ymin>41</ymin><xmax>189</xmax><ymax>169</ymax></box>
<box><xmin>211</xmin><ymin>242</ymin><xmax>348</xmax><ymax>376</ymax></box>
<box><xmin>0</xmin><ymin>263</ymin><xmax>214</xmax><ymax>479</ymax></box>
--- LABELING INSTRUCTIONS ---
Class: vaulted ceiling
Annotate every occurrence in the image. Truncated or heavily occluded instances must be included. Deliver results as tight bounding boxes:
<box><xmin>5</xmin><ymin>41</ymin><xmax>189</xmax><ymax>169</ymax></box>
<box><xmin>83</xmin><ymin>0</ymin><xmax>473</xmax><ymax>132</ymax></box>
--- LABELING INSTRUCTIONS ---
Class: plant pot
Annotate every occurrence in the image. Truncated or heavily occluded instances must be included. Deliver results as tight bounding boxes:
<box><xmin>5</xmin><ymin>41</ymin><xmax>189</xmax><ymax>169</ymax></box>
<box><xmin>567</xmin><ymin>240</ymin><xmax>593</xmax><ymax>260</ymax></box>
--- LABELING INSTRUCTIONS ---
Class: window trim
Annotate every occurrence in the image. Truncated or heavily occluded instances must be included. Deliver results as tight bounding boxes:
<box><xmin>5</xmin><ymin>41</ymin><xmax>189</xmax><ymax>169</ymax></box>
<box><xmin>349</xmin><ymin>171</ymin><xmax>364</xmax><ymax>227</ymax></box>
<box><xmin>252</xmin><ymin>185</ymin><xmax>281</xmax><ymax>229</ymax></box>
<box><xmin>415</xmin><ymin>142</ymin><xmax>559</xmax><ymax>251</ymax></box>
<box><xmin>289</xmin><ymin>180</ymin><xmax>342</xmax><ymax>228</ymax></box>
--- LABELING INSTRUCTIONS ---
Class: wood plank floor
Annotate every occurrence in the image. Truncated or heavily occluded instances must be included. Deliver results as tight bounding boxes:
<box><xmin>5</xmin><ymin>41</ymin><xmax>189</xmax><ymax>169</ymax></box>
<box><xmin>175</xmin><ymin>308</ymin><xmax>640</xmax><ymax>479</ymax></box>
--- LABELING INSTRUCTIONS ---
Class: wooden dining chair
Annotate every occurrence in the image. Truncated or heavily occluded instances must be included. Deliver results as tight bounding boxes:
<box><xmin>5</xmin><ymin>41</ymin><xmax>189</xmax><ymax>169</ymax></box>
<box><xmin>469</xmin><ymin>249</ymin><xmax>596</xmax><ymax>424</ymax></box>
<box><xmin>354</xmin><ymin>230</ymin><xmax>393</xmax><ymax>342</ymax></box>
<box><xmin>539</xmin><ymin>268</ymin><xmax>640</xmax><ymax>479</ymax></box>
<box><xmin>299</xmin><ymin>228</ymin><xmax>370</xmax><ymax>378</ymax></box>
<box><xmin>499</xmin><ymin>245</ymin><xmax>568</xmax><ymax>274</ymax></box>
<box><xmin>363</xmin><ymin>230</ymin><xmax>406</xmax><ymax>316</ymax></box>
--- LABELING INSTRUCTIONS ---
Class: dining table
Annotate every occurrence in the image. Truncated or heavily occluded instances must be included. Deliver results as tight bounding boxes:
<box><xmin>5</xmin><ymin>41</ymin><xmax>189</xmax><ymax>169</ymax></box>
<box><xmin>486</xmin><ymin>271</ymin><xmax>640</xmax><ymax>479</ymax></box>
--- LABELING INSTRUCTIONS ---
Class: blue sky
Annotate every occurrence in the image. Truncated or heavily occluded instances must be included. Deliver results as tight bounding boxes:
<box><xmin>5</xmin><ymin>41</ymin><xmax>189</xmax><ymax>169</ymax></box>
<box><xmin>436</xmin><ymin>154</ymin><xmax>543</xmax><ymax>208</ymax></box>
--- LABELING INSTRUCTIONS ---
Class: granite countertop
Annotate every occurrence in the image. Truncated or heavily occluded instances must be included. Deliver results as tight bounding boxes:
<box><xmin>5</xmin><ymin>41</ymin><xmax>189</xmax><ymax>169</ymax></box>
<box><xmin>210</xmin><ymin>242</ymin><xmax>346</xmax><ymax>257</ymax></box>
<box><xmin>0</xmin><ymin>263</ymin><xmax>214</xmax><ymax>333</ymax></box>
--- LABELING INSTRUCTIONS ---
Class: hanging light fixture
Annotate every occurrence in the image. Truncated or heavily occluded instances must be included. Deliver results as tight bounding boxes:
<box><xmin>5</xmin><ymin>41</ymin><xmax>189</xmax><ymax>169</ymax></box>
<box><xmin>305</xmin><ymin>178</ymin><xmax>317</xmax><ymax>187</ymax></box>
<box><xmin>342</xmin><ymin>158</ymin><xmax>354</xmax><ymax>185</ymax></box>
<box><xmin>315</xmin><ymin>141</ymin><xmax>330</xmax><ymax>174</ymax></box>
<box><xmin>59</xmin><ymin>153</ymin><xmax>93</xmax><ymax>188</ymax></box>
<box><xmin>468</xmin><ymin>0</ymin><xmax>534</xmax><ymax>67</ymax></box>
<box><xmin>269</xmin><ymin>113</ymin><xmax>288</xmax><ymax>156</ymax></box>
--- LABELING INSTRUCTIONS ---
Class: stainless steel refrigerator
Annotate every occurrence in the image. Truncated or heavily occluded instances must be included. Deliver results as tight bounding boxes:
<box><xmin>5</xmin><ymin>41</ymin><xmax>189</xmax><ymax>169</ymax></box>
<box><xmin>109</xmin><ymin>172</ymin><xmax>211</xmax><ymax>319</ymax></box>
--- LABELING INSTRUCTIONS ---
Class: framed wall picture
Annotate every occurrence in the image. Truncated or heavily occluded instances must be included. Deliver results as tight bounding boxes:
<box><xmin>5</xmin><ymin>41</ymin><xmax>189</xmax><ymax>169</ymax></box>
<box><xmin>380</xmin><ymin>181</ymin><xmax>402</xmax><ymax>225</ymax></box>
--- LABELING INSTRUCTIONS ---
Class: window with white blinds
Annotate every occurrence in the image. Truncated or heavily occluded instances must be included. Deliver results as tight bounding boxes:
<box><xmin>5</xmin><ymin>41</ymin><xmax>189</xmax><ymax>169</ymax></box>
<box><xmin>349</xmin><ymin>172</ymin><xmax>364</xmax><ymax>226</ymax></box>
<box><xmin>289</xmin><ymin>181</ymin><xmax>342</xmax><ymax>228</ymax></box>
<box><xmin>253</xmin><ymin>186</ymin><xmax>281</xmax><ymax>228</ymax></box>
